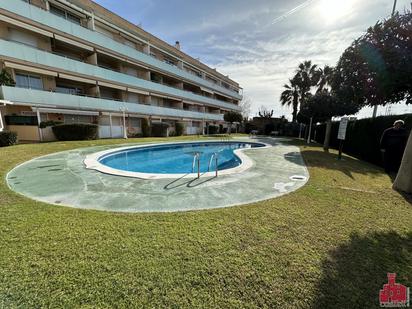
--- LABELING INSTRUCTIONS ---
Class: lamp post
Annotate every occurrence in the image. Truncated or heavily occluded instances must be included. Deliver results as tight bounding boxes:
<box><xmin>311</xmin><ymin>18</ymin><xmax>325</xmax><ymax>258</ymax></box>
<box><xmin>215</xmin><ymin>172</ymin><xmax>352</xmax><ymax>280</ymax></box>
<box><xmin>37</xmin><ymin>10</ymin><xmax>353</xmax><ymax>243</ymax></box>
<box><xmin>120</xmin><ymin>106</ymin><xmax>128</xmax><ymax>139</ymax></box>
<box><xmin>372</xmin><ymin>0</ymin><xmax>398</xmax><ymax>118</ymax></box>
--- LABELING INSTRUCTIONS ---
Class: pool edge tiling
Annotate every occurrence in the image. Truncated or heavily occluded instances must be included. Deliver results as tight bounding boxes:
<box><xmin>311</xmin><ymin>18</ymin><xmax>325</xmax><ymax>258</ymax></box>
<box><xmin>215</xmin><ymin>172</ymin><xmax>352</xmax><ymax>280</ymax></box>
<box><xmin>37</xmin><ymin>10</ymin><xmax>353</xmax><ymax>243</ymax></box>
<box><xmin>6</xmin><ymin>137</ymin><xmax>309</xmax><ymax>213</ymax></box>
<box><xmin>84</xmin><ymin>140</ymin><xmax>270</xmax><ymax>179</ymax></box>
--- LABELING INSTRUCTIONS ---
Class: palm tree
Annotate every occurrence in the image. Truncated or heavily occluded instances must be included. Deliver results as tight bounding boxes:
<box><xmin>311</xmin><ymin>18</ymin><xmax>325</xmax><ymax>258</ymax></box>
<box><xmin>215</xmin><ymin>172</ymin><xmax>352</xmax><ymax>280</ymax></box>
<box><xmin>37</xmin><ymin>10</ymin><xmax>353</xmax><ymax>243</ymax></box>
<box><xmin>317</xmin><ymin>65</ymin><xmax>334</xmax><ymax>93</ymax></box>
<box><xmin>280</xmin><ymin>78</ymin><xmax>299</xmax><ymax>122</ymax></box>
<box><xmin>294</xmin><ymin>60</ymin><xmax>321</xmax><ymax>106</ymax></box>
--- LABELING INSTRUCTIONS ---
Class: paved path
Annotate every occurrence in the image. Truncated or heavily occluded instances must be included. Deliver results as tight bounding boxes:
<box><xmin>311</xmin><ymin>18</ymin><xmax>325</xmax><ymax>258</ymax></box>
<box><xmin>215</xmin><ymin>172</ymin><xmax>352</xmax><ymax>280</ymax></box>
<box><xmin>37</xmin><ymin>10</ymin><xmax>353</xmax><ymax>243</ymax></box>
<box><xmin>7</xmin><ymin>137</ymin><xmax>309</xmax><ymax>212</ymax></box>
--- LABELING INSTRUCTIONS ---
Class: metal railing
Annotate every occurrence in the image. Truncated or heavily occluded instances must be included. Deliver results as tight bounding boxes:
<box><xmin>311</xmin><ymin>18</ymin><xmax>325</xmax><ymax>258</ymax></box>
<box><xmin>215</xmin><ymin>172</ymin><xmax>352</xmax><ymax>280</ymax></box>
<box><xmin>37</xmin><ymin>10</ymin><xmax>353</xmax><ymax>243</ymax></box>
<box><xmin>208</xmin><ymin>152</ymin><xmax>219</xmax><ymax>177</ymax></box>
<box><xmin>192</xmin><ymin>152</ymin><xmax>201</xmax><ymax>179</ymax></box>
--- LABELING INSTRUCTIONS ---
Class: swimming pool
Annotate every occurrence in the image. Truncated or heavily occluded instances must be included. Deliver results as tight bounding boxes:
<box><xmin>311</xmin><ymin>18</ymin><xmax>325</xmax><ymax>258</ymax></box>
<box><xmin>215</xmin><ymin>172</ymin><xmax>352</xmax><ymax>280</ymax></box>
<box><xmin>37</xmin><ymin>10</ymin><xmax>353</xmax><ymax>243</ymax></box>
<box><xmin>84</xmin><ymin>141</ymin><xmax>267</xmax><ymax>178</ymax></box>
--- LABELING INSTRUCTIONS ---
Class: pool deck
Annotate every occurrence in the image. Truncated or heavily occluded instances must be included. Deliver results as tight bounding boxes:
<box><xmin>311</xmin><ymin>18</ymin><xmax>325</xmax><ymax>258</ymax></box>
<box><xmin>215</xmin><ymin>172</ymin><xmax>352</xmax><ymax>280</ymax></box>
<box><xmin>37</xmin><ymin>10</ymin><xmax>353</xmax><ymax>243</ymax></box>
<box><xmin>6</xmin><ymin>137</ymin><xmax>309</xmax><ymax>213</ymax></box>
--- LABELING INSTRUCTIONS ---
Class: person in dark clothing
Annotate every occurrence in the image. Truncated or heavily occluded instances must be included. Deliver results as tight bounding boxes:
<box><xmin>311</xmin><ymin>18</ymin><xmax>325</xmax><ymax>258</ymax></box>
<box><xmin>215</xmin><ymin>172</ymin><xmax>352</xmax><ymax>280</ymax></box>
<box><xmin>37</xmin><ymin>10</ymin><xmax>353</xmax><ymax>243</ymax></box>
<box><xmin>380</xmin><ymin>120</ymin><xmax>409</xmax><ymax>173</ymax></box>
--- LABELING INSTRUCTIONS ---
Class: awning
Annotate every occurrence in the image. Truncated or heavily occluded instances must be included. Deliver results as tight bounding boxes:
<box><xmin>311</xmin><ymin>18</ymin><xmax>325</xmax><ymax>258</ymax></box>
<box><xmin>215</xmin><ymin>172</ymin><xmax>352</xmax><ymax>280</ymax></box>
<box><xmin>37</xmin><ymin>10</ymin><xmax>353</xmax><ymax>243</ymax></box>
<box><xmin>0</xmin><ymin>100</ymin><xmax>14</xmax><ymax>105</ymax></box>
<box><xmin>127</xmin><ymin>88</ymin><xmax>150</xmax><ymax>96</ymax></box>
<box><xmin>200</xmin><ymin>87</ymin><xmax>214</xmax><ymax>95</ymax></box>
<box><xmin>0</xmin><ymin>14</ymin><xmax>53</xmax><ymax>37</ymax></box>
<box><xmin>54</xmin><ymin>34</ymin><xmax>94</xmax><ymax>52</ymax></box>
<box><xmin>4</xmin><ymin>62</ymin><xmax>57</xmax><ymax>77</ymax></box>
<box><xmin>31</xmin><ymin>107</ymin><xmax>99</xmax><ymax>116</ymax></box>
<box><xmin>98</xmin><ymin>81</ymin><xmax>127</xmax><ymax>91</ymax></box>
<box><xmin>58</xmin><ymin>73</ymin><xmax>96</xmax><ymax>85</ymax></box>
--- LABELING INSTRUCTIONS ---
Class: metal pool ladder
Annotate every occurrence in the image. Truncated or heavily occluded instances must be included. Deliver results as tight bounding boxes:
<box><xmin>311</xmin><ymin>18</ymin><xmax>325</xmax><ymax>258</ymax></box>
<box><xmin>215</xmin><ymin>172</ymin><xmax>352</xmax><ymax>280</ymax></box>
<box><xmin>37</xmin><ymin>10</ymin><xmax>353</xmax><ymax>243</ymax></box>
<box><xmin>208</xmin><ymin>152</ymin><xmax>219</xmax><ymax>177</ymax></box>
<box><xmin>192</xmin><ymin>152</ymin><xmax>201</xmax><ymax>178</ymax></box>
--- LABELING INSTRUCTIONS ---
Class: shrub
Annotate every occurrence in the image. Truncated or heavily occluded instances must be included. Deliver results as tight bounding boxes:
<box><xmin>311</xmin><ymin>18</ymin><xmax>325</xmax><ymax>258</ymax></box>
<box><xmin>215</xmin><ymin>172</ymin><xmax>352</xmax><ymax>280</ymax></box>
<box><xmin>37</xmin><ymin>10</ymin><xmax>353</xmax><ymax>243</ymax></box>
<box><xmin>313</xmin><ymin>114</ymin><xmax>412</xmax><ymax>167</ymax></box>
<box><xmin>175</xmin><ymin>122</ymin><xmax>184</xmax><ymax>136</ymax></box>
<box><xmin>0</xmin><ymin>131</ymin><xmax>17</xmax><ymax>147</ymax></box>
<box><xmin>151</xmin><ymin>122</ymin><xmax>170</xmax><ymax>137</ymax></box>
<box><xmin>264</xmin><ymin>123</ymin><xmax>276</xmax><ymax>135</ymax></box>
<box><xmin>52</xmin><ymin>124</ymin><xmax>98</xmax><ymax>141</ymax></box>
<box><xmin>141</xmin><ymin>118</ymin><xmax>151</xmax><ymax>137</ymax></box>
<box><xmin>39</xmin><ymin>121</ymin><xmax>63</xmax><ymax>129</ymax></box>
<box><xmin>208</xmin><ymin>125</ymin><xmax>219</xmax><ymax>135</ymax></box>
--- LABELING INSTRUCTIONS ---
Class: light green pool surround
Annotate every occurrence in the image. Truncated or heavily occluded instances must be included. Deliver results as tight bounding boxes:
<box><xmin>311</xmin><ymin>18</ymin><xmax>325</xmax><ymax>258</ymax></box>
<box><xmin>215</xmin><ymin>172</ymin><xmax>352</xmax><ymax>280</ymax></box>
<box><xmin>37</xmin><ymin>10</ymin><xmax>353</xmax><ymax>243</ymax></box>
<box><xmin>6</xmin><ymin>137</ymin><xmax>309</xmax><ymax>212</ymax></box>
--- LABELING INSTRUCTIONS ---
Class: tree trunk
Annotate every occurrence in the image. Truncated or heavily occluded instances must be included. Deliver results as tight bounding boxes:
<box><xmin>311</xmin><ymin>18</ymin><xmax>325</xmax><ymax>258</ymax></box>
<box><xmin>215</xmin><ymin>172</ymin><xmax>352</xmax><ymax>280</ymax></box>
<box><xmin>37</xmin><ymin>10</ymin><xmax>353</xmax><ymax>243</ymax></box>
<box><xmin>323</xmin><ymin>118</ymin><xmax>332</xmax><ymax>152</ymax></box>
<box><xmin>228</xmin><ymin>123</ymin><xmax>232</xmax><ymax>135</ymax></box>
<box><xmin>393</xmin><ymin>131</ymin><xmax>412</xmax><ymax>193</ymax></box>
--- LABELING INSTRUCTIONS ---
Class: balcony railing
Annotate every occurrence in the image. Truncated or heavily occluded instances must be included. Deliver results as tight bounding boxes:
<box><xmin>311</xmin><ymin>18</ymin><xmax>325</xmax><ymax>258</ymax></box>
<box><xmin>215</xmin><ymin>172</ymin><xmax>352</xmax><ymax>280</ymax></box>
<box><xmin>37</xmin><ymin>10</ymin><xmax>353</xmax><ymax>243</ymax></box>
<box><xmin>0</xmin><ymin>86</ymin><xmax>224</xmax><ymax>122</ymax></box>
<box><xmin>1</xmin><ymin>0</ymin><xmax>242</xmax><ymax>99</ymax></box>
<box><xmin>0</xmin><ymin>39</ymin><xmax>241</xmax><ymax>112</ymax></box>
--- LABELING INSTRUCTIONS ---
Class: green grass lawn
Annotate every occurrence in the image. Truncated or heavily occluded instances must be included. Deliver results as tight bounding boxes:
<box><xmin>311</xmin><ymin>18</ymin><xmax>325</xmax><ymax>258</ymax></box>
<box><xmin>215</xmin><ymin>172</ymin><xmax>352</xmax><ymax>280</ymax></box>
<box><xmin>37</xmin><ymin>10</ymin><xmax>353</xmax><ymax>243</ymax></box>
<box><xmin>0</xmin><ymin>137</ymin><xmax>411</xmax><ymax>308</ymax></box>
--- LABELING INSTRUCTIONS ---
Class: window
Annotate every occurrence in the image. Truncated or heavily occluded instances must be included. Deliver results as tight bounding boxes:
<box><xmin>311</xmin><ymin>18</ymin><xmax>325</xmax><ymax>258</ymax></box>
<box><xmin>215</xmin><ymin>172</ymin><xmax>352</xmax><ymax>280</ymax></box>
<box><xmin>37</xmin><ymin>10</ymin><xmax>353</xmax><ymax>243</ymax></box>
<box><xmin>129</xmin><ymin>118</ymin><xmax>141</xmax><ymax>128</ymax></box>
<box><xmin>56</xmin><ymin>85</ymin><xmax>83</xmax><ymax>95</ymax></box>
<box><xmin>50</xmin><ymin>5</ymin><xmax>81</xmax><ymax>25</ymax></box>
<box><xmin>15</xmin><ymin>73</ymin><xmax>43</xmax><ymax>90</ymax></box>
<box><xmin>164</xmin><ymin>58</ymin><xmax>177</xmax><ymax>66</ymax></box>
<box><xmin>64</xmin><ymin>115</ymin><xmax>92</xmax><ymax>124</ymax></box>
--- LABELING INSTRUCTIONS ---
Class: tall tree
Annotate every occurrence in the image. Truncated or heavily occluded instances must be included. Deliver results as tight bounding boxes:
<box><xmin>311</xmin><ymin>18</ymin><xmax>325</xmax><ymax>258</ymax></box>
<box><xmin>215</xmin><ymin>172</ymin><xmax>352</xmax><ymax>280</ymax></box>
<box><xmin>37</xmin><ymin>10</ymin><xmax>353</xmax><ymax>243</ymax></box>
<box><xmin>294</xmin><ymin>60</ymin><xmax>321</xmax><ymax>106</ymax></box>
<box><xmin>258</xmin><ymin>106</ymin><xmax>274</xmax><ymax>118</ymax></box>
<box><xmin>317</xmin><ymin>65</ymin><xmax>334</xmax><ymax>93</ymax></box>
<box><xmin>239</xmin><ymin>96</ymin><xmax>252</xmax><ymax>120</ymax></box>
<box><xmin>224</xmin><ymin>111</ymin><xmax>243</xmax><ymax>134</ymax></box>
<box><xmin>333</xmin><ymin>11</ymin><xmax>412</xmax><ymax>192</ymax></box>
<box><xmin>280</xmin><ymin>78</ymin><xmax>299</xmax><ymax>122</ymax></box>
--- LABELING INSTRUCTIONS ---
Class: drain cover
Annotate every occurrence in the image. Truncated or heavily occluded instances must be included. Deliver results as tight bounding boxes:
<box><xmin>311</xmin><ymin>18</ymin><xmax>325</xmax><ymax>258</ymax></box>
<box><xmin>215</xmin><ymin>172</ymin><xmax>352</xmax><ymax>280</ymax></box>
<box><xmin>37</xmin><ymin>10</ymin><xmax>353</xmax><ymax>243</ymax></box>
<box><xmin>290</xmin><ymin>175</ymin><xmax>307</xmax><ymax>181</ymax></box>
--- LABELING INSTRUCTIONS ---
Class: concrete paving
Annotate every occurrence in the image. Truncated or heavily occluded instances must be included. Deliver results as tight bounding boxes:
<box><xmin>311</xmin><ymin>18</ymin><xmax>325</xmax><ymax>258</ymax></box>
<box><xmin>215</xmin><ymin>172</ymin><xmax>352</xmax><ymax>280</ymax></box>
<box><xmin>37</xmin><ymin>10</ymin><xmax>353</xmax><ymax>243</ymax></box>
<box><xmin>6</xmin><ymin>137</ymin><xmax>309</xmax><ymax>212</ymax></box>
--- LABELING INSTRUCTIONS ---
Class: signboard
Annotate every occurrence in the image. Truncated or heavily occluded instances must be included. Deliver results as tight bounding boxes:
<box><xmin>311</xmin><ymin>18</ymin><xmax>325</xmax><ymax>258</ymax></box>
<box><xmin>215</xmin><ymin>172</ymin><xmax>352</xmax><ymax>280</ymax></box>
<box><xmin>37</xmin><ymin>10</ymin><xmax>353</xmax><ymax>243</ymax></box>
<box><xmin>337</xmin><ymin>117</ymin><xmax>349</xmax><ymax>140</ymax></box>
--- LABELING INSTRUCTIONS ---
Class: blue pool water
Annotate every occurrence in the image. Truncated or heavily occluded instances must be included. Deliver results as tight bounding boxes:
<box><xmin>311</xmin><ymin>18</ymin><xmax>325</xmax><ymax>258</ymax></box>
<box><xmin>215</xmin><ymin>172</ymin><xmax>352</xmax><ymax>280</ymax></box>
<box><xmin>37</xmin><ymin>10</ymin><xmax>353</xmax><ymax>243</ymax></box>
<box><xmin>99</xmin><ymin>142</ymin><xmax>265</xmax><ymax>174</ymax></box>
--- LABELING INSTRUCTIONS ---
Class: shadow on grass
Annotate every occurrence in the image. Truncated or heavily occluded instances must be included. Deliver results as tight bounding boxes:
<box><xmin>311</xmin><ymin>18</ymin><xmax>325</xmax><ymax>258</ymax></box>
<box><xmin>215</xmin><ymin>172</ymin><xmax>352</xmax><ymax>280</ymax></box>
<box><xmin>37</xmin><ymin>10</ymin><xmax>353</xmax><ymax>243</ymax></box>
<box><xmin>284</xmin><ymin>149</ymin><xmax>383</xmax><ymax>179</ymax></box>
<box><xmin>312</xmin><ymin>232</ymin><xmax>412</xmax><ymax>309</ymax></box>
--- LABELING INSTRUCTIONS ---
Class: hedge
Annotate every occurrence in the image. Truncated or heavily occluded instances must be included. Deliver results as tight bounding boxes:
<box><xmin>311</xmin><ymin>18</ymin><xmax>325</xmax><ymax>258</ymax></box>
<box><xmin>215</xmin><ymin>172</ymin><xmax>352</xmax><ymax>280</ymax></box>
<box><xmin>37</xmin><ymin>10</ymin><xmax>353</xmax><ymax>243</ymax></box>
<box><xmin>151</xmin><ymin>123</ymin><xmax>169</xmax><ymax>137</ymax></box>
<box><xmin>0</xmin><ymin>131</ymin><xmax>17</xmax><ymax>147</ymax></box>
<box><xmin>175</xmin><ymin>122</ymin><xmax>184</xmax><ymax>136</ymax></box>
<box><xmin>208</xmin><ymin>125</ymin><xmax>219</xmax><ymax>135</ymax></box>
<box><xmin>141</xmin><ymin>118</ymin><xmax>151</xmax><ymax>137</ymax></box>
<box><xmin>39</xmin><ymin>121</ymin><xmax>62</xmax><ymax>129</ymax></box>
<box><xmin>52</xmin><ymin>124</ymin><xmax>98</xmax><ymax>141</ymax></box>
<box><xmin>313</xmin><ymin>114</ymin><xmax>412</xmax><ymax>167</ymax></box>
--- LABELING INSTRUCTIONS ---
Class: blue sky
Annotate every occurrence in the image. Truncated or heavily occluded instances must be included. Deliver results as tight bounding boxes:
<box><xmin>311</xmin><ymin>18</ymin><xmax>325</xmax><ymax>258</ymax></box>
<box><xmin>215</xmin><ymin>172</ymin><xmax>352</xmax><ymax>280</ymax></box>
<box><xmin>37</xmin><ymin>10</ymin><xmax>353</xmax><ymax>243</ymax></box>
<box><xmin>95</xmin><ymin>0</ymin><xmax>412</xmax><ymax>119</ymax></box>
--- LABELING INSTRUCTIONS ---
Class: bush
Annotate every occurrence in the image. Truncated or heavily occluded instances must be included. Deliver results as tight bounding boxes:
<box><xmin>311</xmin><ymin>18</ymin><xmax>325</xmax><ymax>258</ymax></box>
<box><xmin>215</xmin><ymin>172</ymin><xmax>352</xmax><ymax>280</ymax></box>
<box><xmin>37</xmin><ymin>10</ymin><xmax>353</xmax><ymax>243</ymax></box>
<box><xmin>141</xmin><ymin>118</ymin><xmax>151</xmax><ymax>137</ymax></box>
<box><xmin>313</xmin><ymin>114</ymin><xmax>412</xmax><ymax>167</ymax></box>
<box><xmin>0</xmin><ymin>131</ymin><xmax>17</xmax><ymax>147</ymax></box>
<box><xmin>151</xmin><ymin>122</ymin><xmax>170</xmax><ymax>137</ymax></box>
<box><xmin>52</xmin><ymin>124</ymin><xmax>98</xmax><ymax>141</ymax></box>
<box><xmin>264</xmin><ymin>123</ymin><xmax>276</xmax><ymax>135</ymax></box>
<box><xmin>208</xmin><ymin>125</ymin><xmax>219</xmax><ymax>135</ymax></box>
<box><xmin>39</xmin><ymin>121</ymin><xmax>62</xmax><ymax>129</ymax></box>
<box><xmin>175</xmin><ymin>122</ymin><xmax>184</xmax><ymax>136</ymax></box>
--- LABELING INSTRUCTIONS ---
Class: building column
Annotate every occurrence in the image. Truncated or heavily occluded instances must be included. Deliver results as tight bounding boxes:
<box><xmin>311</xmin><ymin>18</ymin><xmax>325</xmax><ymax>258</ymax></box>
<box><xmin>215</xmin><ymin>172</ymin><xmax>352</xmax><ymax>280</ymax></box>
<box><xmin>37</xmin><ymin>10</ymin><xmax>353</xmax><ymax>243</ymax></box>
<box><xmin>143</xmin><ymin>44</ymin><xmax>151</xmax><ymax>55</ymax></box>
<box><xmin>109</xmin><ymin>113</ymin><xmax>113</xmax><ymax>138</ymax></box>
<box><xmin>36</xmin><ymin>108</ymin><xmax>43</xmax><ymax>142</ymax></box>
<box><xmin>0</xmin><ymin>108</ymin><xmax>4</xmax><ymax>132</ymax></box>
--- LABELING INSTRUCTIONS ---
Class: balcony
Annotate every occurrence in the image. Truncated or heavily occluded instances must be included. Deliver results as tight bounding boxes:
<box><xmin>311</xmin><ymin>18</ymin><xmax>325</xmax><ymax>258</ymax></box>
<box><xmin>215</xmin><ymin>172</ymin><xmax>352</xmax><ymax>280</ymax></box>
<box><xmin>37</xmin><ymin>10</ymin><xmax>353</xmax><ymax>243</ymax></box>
<box><xmin>0</xmin><ymin>86</ymin><xmax>224</xmax><ymax>122</ymax></box>
<box><xmin>0</xmin><ymin>0</ymin><xmax>242</xmax><ymax>100</ymax></box>
<box><xmin>0</xmin><ymin>39</ymin><xmax>241</xmax><ymax>112</ymax></box>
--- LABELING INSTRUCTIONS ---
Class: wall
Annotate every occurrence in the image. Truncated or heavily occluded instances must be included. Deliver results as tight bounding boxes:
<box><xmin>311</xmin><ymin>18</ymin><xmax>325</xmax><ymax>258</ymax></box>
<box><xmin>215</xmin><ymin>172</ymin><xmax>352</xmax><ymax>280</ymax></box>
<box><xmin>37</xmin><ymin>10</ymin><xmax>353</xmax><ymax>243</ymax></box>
<box><xmin>7</xmin><ymin>125</ymin><xmax>40</xmax><ymax>141</ymax></box>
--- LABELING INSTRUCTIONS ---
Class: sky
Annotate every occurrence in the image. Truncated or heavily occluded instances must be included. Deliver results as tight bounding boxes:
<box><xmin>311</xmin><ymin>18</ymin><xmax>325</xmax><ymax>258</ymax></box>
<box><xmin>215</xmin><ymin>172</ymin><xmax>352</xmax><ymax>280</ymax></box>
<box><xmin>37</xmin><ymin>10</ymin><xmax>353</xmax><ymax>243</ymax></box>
<box><xmin>94</xmin><ymin>0</ymin><xmax>412</xmax><ymax>119</ymax></box>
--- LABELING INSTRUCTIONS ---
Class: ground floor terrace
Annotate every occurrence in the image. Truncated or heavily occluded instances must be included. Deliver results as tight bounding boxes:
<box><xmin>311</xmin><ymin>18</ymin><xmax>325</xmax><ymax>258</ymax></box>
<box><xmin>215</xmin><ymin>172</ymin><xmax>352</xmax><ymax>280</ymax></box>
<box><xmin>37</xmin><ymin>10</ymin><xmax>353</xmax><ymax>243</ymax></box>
<box><xmin>0</xmin><ymin>103</ymin><xmax>229</xmax><ymax>142</ymax></box>
<box><xmin>0</xmin><ymin>136</ymin><xmax>411</xmax><ymax>308</ymax></box>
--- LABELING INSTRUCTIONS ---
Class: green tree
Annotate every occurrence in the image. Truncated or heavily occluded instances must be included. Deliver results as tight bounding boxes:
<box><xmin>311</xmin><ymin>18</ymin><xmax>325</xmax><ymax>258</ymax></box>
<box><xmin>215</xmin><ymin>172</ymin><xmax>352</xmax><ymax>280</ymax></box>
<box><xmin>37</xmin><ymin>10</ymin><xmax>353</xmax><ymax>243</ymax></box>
<box><xmin>0</xmin><ymin>69</ymin><xmax>15</xmax><ymax>86</ymax></box>
<box><xmin>224</xmin><ymin>111</ymin><xmax>243</xmax><ymax>134</ymax></box>
<box><xmin>298</xmin><ymin>91</ymin><xmax>360</xmax><ymax>150</ymax></box>
<box><xmin>294</xmin><ymin>60</ymin><xmax>321</xmax><ymax>106</ymax></box>
<box><xmin>280</xmin><ymin>78</ymin><xmax>299</xmax><ymax>122</ymax></box>
<box><xmin>332</xmin><ymin>11</ymin><xmax>412</xmax><ymax>192</ymax></box>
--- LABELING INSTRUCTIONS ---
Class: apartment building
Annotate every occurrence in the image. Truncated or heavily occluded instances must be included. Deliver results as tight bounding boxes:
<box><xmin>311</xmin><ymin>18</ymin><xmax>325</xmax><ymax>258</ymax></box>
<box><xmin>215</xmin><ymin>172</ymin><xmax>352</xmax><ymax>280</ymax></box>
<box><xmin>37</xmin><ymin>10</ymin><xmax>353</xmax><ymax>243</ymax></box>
<box><xmin>0</xmin><ymin>0</ymin><xmax>242</xmax><ymax>141</ymax></box>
